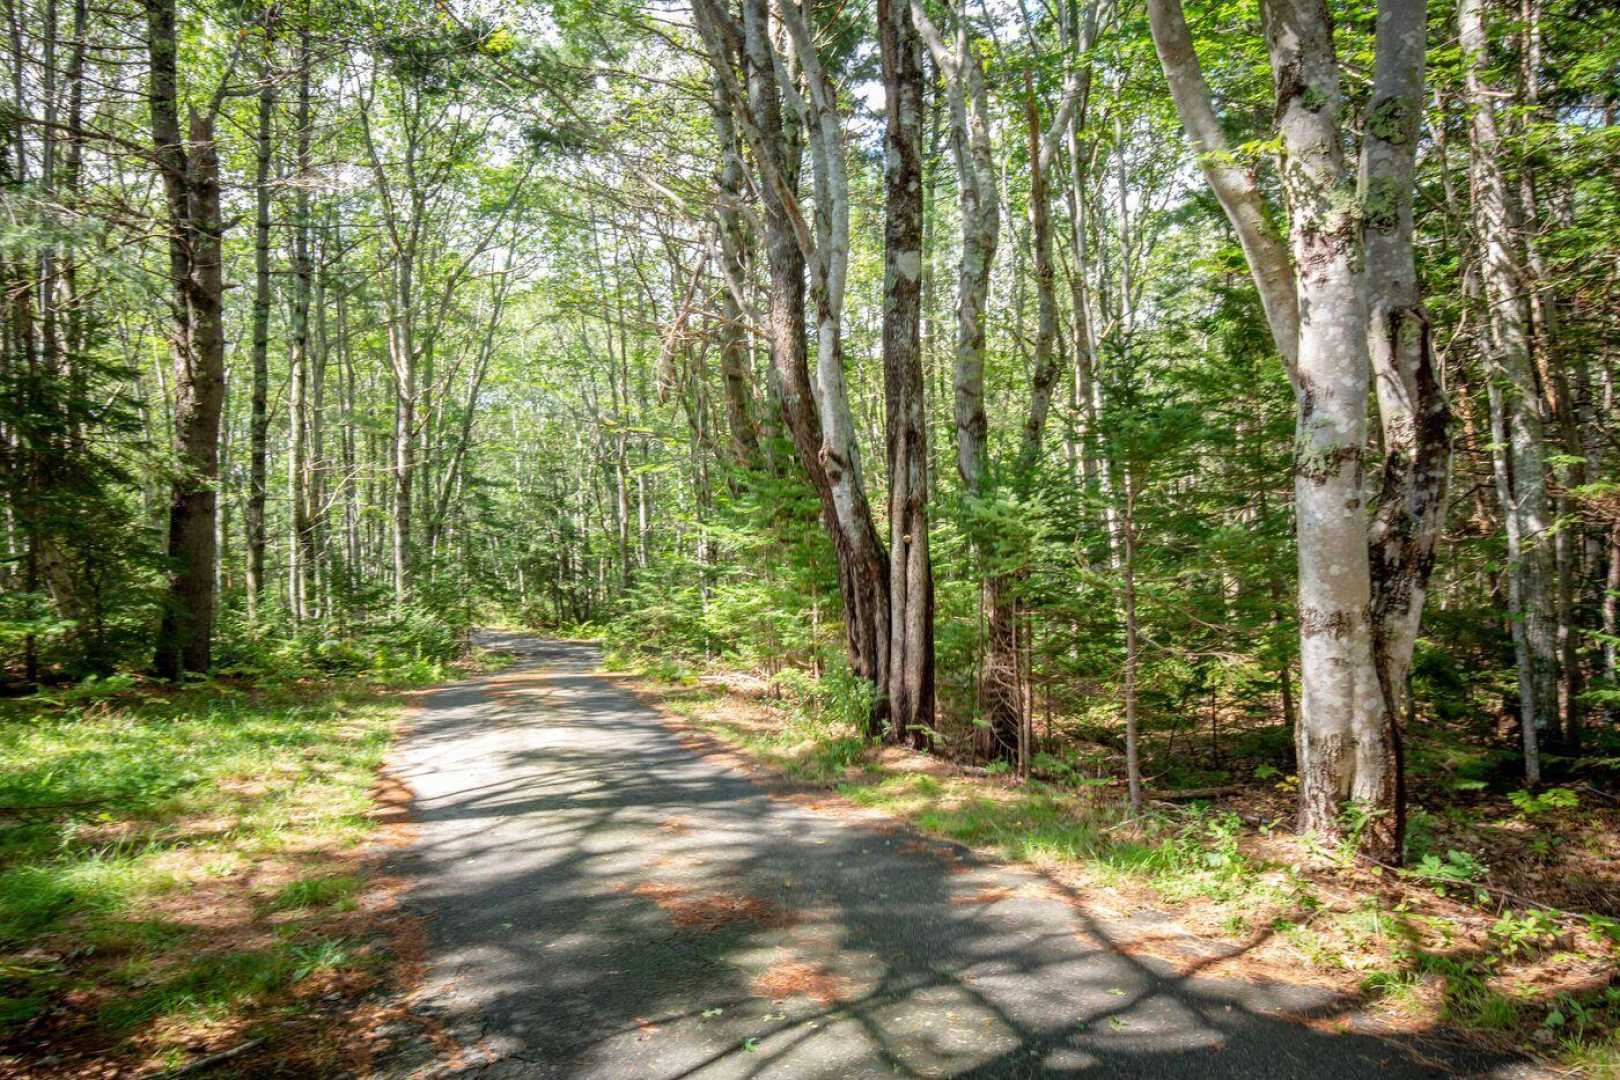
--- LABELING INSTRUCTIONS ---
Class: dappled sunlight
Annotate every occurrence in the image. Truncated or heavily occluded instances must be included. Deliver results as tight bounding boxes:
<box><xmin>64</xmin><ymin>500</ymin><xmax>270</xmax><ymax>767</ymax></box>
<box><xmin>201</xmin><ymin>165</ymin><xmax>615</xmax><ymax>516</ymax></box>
<box><xmin>376</xmin><ymin>639</ymin><xmax>1534</xmax><ymax>1078</ymax></box>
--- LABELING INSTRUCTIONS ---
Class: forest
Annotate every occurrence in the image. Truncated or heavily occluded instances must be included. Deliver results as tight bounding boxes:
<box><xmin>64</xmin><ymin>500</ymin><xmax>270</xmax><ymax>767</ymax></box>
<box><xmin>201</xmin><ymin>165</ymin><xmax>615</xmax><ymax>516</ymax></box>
<box><xmin>0</xmin><ymin>0</ymin><xmax>1618</xmax><ymax>1073</ymax></box>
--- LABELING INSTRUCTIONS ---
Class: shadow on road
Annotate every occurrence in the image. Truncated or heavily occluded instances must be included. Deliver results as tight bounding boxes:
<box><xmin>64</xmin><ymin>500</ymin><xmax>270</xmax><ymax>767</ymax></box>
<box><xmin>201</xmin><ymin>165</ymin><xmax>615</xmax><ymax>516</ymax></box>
<box><xmin>381</xmin><ymin>635</ymin><xmax>1531</xmax><ymax>1079</ymax></box>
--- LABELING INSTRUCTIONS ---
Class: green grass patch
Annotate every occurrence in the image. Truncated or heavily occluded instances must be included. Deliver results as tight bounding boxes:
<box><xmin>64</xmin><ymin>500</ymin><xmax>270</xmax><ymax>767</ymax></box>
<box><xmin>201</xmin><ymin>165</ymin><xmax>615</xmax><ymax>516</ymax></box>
<box><xmin>96</xmin><ymin>934</ymin><xmax>363</xmax><ymax>1032</ymax></box>
<box><xmin>662</xmin><ymin>689</ymin><xmax>871</xmax><ymax>784</ymax></box>
<box><xmin>0</xmin><ymin>683</ymin><xmax>395</xmax><ymax>943</ymax></box>
<box><xmin>672</xmin><ymin>682</ymin><xmax>1290</xmax><ymax>907</ymax></box>
<box><xmin>269</xmin><ymin>873</ymin><xmax>364</xmax><ymax>912</ymax></box>
<box><xmin>0</xmin><ymin>654</ymin><xmax>478</xmax><ymax>1069</ymax></box>
<box><xmin>837</xmin><ymin>766</ymin><xmax>1268</xmax><ymax>900</ymax></box>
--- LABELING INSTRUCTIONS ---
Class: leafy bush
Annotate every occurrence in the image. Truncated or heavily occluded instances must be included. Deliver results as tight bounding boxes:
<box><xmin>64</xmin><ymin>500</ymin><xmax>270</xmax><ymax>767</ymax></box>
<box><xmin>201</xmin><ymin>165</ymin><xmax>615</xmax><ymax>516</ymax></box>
<box><xmin>210</xmin><ymin>587</ymin><xmax>470</xmax><ymax>683</ymax></box>
<box><xmin>1508</xmin><ymin>787</ymin><xmax>1579</xmax><ymax>817</ymax></box>
<box><xmin>1489</xmin><ymin>909</ymin><xmax>1562</xmax><ymax>958</ymax></box>
<box><xmin>1032</xmin><ymin>751</ymin><xmax>1083</xmax><ymax>784</ymax></box>
<box><xmin>816</xmin><ymin>668</ymin><xmax>879</xmax><ymax>732</ymax></box>
<box><xmin>1403</xmin><ymin>849</ymin><xmax>1489</xmax><ymax>901</ymax></box>
<box><xmin>381</xmin><ymin>603</ymin><xmax>466</xmax><ymax>663</ymax></box>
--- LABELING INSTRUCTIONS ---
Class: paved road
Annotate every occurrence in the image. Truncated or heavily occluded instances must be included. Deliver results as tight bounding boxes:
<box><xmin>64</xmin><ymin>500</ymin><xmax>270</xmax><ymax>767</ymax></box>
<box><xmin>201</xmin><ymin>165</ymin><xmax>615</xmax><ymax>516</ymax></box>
<box><xmin>383</xmin><ymin>635</ymin><xmax>1532</xmax><ymax>1079</ymax></box>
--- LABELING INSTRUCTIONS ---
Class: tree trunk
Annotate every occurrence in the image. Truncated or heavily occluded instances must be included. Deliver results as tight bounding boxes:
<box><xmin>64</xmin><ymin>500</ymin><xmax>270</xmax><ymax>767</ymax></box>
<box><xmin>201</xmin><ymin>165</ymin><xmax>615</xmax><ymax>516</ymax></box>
<box><xmin>310</xmin><ymin>218</ymin><xmax>330</xmax><ymax>615</ymax></box>
<box><xmin>1122</xmin><ymin>467</ymin><xmax>1142</xmax><ymax>814</ymax></box>
<box><xmin>1605</xmin><ymin>519</ymin><xmax>1619</xmax><ymax>714</ymax></box>
<box><xmin>1150</xmin><ymin>0</ymin><xmax>1426</xmax><ymax>855</ymax></box>
<box><xmin>1061</xmin><ymin>1</ymin><xmax>1104</xmax><ymax>540</ymax></box>
<box><xmin>707</xmin><ymin>54</ymin><xmax>761</xmax><ymax>468</ymax></box>
<box><xmin>288</xmin><ymin>29</ymin><xmax>315</xmax><ymax>622</ymax></box>
<box><xmin>1361</xmin><ymin>0</ymin><xmax>1448</xmax><ymax>862</ymax></box>
<box><xmin>880</xmin><ymin>0</ymin><xmax>935</xmax><ymax>747</ymax></box>
<box><xmin>337</xmin><ymin>251</ymin><xmax>361</xmax><ymax>588</ymax></box>
<box><xmin>1019</xmin><ymin>73</ymin><xmax>1062</xmax><ymax>476</ymax></box>
<box><xmin>912</xmin><ymin>1</ymin><xmax>1019</xmax><ymax>758</ymax></box>
<box><xmin>391</xmin><ymin>306</ymin><xmax>415</xmax><ymax>604</ymax></box>
<box><xmin>148</xmin><ymin>0</ymin><xmax>226</xmax><ymax>679</ymax></box>
<box><xmin>1261</xmin><ymin>0</ymin><xmax>1388</xmax><ymax>841</ymax></box>
<box><xmin>247</xmin><ymin>60</ymin><xmax>271</xmax><ymax>622</ymax></box>
<box><xmin>1461</xmin><ymin>0</ymin><xmax>1556</xmax><ymax>783</ymax></box>
<box><xmin>783</xmin><ymin>0</ymin><xmax>892</xmax><ymax>719</ymax></box>
<box><xmin>695</xmin><ymin>0</ymin><xmax>891</xmax><ymax>720</ymax></box>
<box><xmin>357</xmin><ymin>79</ymin><xmax>422</xmax><ymax>606</ymax></box>
<box><xmin>1516</xmin><ymin>0</ymin><xmax>1583</xmax><ymax>753</ymax></box>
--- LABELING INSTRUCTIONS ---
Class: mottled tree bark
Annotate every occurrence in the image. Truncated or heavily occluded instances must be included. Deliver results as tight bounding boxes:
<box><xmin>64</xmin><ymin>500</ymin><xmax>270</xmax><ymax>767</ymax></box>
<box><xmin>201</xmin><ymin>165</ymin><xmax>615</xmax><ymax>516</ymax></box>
<box><xmin>1360</xmin><ymin>0</ymin><xmax>1449</xmax><ymax>862</ymax></box>
<box><xmin>1260</xmin><ymin>0</ymin><xmax>1386</xmax><ymax>843</ymax></box>
<box><xmin>1461</xmin><ymin>0</ymin><xmax>1556</xmax><ymax>784</ymax></box>
<box><xmin>694</xmin><ymin>0</ymin><xmax>891</xmax><ymax>721</ymax></box>
<box><xmin>777</xmin><ymin>0</ymin><xmax>892</xmax><ymax>721</ymax></box>
<box><xmin>880</xmin><ymin>0</ymin><xmax>935</xmax><ymax>747</ymax></box>
<box><xmin>912</xmin><ymin>1</ymin><xmax>1019</xmax><ymax>759</ymax></box>
<box><xmin>707</xmin><ymin>50</ymin><xmax>762</xmax><ymax>469</ymax></box>
<box><xmin>1150</xmin><ymin>0</ymin><xmax>1436</xmax><ymax>858</ymax></box>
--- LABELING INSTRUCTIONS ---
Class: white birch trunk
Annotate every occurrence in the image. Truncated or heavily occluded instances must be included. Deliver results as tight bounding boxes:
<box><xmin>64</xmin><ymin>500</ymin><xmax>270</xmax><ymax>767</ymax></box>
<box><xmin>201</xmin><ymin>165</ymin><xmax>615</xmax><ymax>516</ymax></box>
<box><xmin>1460</xmin><ymin>0</ymin><xmax>1556</xmax><ymax>783</ymax></box>
<box><xmin>1360</xmin><ymin>0</ymin><xmax>1449</xmax><ymax>859</ymax></box>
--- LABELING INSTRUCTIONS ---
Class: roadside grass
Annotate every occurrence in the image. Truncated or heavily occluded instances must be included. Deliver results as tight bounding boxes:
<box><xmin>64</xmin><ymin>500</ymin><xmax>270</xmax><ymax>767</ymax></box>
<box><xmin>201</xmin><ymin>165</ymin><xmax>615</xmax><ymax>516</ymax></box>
<box><xmin>0</xmin><ymin>648</ymin><xmax>510</xmax><ymax>1075</ymax></box>
<box><xmin>636</xmin><ymin>665</ymin><xmax>1620</xmax><ymax>1073</ymax></box>
<box><xmin>269</xmin><ymin>873</ymin><xmax>365</xmax><ymax>913</ymax></box>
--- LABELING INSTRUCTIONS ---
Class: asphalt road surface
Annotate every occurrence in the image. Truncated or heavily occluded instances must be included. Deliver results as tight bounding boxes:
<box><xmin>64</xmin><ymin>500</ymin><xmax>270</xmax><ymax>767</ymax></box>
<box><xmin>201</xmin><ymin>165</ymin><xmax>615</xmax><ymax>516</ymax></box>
<box><xmin>380</xmin><ymin>634</ymin><xmax>1536</xmax><ymax>1079</ymax></box>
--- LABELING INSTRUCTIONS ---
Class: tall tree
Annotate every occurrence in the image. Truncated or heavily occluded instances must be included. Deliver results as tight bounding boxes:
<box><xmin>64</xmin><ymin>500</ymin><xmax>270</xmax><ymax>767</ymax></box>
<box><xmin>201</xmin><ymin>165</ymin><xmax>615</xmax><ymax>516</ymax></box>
<box><xmin>879</xmin><ymin>0</ymin><xmax>935</xmax><ymax>746</ymax></box>
<box><xmin>705</xmin><ymin>39</ymin><xmax>762</xmax><ymax>470</ymax></box>
<box><xmin>288</xmin><ymin>28</ymin><xmax>316</xmax><ymax>622</ymax></box>
<box><xmin>247</xmin><ymin>47</ymin><xmax>273</xmax><ymax>622</ymax></box>
<box><xmin>1361</xmin><ymin>0</ymin><xmax>1449</xmax><ymax>856</ymax></box>
<box><xmin>1460</xmin><ymin>0</ymin><xmax>1556</xmax><ymax>784</ymax></box>
<box><xmin>1148</xmin><ymin>0</ymin><xmax>1446</xmax><ymax>859</ymax></box>
<box><xmin>147</xmin><ymin>0</ymin><xmax>227</xmax><ymax>678</ymax></box>
<box><xmin>694</xmin><ymin>0</ymin><xmax>893</xmax><ymax>728</ymax></box>
<box><xmin>914</xmin><ymin>0</ymin><xmax>1076</xmax><ymax>760</ymax></box>
<box><xmin>912</xmin><ymin>0</ymin><xmax>1014</xmax><ymax>757</ymax></box>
